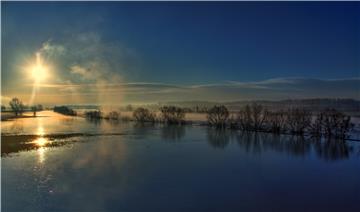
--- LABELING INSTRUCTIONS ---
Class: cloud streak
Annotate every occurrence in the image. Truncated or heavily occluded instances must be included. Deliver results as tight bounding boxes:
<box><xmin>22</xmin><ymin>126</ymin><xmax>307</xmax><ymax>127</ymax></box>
<box><xmin>26</xmin><ymin>77</ymin><xmax>359</xmax><ymax>104</ymax></box>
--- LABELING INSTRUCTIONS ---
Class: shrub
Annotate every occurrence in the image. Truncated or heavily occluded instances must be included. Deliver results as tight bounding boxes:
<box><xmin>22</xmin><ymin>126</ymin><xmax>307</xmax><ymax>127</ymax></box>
<box><xmin>207</xmin><ymin>105</ymin><xmax>229</xmax><ymax>128</ymax></box>
<box><xmin>320</xmin><ymin>109</ymin><xmax>353</xmax><ymax>139</ymax></box>
<box><xmin>286</xmin><ymin>108</ymin><xmax>312</xmax><ymax>135</ymax></box>
<box><xmin>53</xmin><ymin>106</ymin><xmax>77</xmax><ymax>116</ymax></box>
<box><xmin>309</xmin><ymin>112</ymin><xmax>323</xmax><ymax>138</ymax></box>
<box><xmin>264</xmin><ymin>110</ymin><xmax>287</xmax><ymax>134</ymax></box>
<box><xmin>106</xmin><ymin>111</ymin><xmax>120</xmax><ymax>120</ymax></box>
<box><xmin>133</xmin><ymin>107</ymin><xmax>156</xmax><ymax>122</ymax></box>
<box><xmin>85</xmin><ymin>110</ymin><xmax>102</xmax><ymax>119</ymax></box>
<box><xmin>237</xmin><ymin>103</ymin><xmax>267</xmax><ymax>131</ymax></box>
<box><xmin>160</xmin><ymin>106</ymin><xmax>185</xmax><ymax>124</ymax></box>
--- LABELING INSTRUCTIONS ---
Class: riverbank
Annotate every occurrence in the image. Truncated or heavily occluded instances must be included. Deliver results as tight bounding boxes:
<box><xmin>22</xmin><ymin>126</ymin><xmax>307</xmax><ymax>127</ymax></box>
<box><xmin>1</xmin><ymin>112</ymin><xmax>35</xmax><ymax>121</ymax></box>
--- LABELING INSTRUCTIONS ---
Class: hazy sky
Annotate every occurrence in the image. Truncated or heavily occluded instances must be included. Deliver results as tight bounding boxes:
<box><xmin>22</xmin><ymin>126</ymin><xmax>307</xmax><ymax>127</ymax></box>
<box><xmin>2</xmin><ymin>2</ymin><xmax>359</xmax><ymax>105</ymax></box>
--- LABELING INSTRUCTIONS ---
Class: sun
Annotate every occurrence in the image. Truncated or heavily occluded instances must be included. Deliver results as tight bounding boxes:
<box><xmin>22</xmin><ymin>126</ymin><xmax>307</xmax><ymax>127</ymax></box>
<box><xmin>30</xmin><ymin>52</ymin><xmax>49</xmax><ymax>83</ymax></box>
<box><xmin>31</xmin><ymin>64</ymin><xmax>48</xmax><ymax>82</ymax></box>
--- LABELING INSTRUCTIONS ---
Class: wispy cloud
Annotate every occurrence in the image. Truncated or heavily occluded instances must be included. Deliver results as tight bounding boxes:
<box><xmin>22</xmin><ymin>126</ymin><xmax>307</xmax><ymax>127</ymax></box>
<box><xmin>5</xmin><ymin>33</ymin><xmax>359</xmax><ymax>105</ymax></box>
<box><xmin>23</xmin><ymin>32</ymin><xmax>140</xmax><ymax>105</ymax></box>
<box><xmin>21</xmin><ymin>77</ymin><xmax>359</xmax><ymax>104</ymax></box>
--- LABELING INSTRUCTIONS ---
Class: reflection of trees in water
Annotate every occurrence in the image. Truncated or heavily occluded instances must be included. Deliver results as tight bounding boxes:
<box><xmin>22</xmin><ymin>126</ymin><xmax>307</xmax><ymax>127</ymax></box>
<box><xmin>161</xmin><ymin>125</ymin><xmax>186</xmax><ymax>141</ymax></box>
<box><xmin>105</xmin><ymin>119</ymin><xmax>120</xmax><ymax>126</ymax></box>
<box><xmin>132</xmin><ymin>123</ymin><xmax>157</xmax><ymax>139</ymax></box>
<box><xmin>235</xmin><ymin>132</ymin><xmax>310</xmax><ymax>156</ymax></box>
<box><xmin>206</xmin><ymin>129</ymin><xmax>354</xmax><ymax>160</ymax></box>
<box><xmin>236</xmin><ymin>132</ymin><xmax>353</xmax><ymax>160</ymax></box>
<box><xmin>312</xmin><ymin>138</ymin><xmax>351</xmax><ymax>161</ymax></box>
<box><xmin>206</xmin><ymin>128</ymin><xmax>231</xmax><ymax>149</ymax></box>
<box><xmin>85</xmin><ymin>117</ymin><xmax>103</xmax><ymax>125</ymax></box>
<box><xmin>266</xmin><ymin>135</ymin><xmax>312</xmax><ymax>157</ymax></box>
<box><xmin>285</xmin><ymin>136</ymin><xmax>311</xmax><ymax>156</ymax></box>
<box><xmin>85</xmin><ymin>117</ymin><xmax>121</xmax><ymax>127</ymax></box>
<box><xmin>236</xmin><ymin>132</ymin><xmax>264</xmax><ymax>153</ymax></box>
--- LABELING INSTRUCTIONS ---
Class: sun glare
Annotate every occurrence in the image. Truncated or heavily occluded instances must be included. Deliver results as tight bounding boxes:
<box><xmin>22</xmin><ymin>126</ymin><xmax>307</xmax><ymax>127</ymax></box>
<box><xmin>34</xmin><ymin>137</ymin><xmax>49</xmax><ymax>147</ymax></box>
<box><xmin>30</xmin><ymin>52</ymin><xmax>49</xmax><ymax>83</ymax></box>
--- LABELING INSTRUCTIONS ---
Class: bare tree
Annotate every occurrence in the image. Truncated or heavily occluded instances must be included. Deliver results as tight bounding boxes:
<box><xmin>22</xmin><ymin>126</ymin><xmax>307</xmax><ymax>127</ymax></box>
<box><xmin>106</xmin><ymin>111</ymin><xmax>120</xmax><ymax>120</ymax></box>
<box><xmin>9</xmin><ymin>98</ymin><xmax>25</xmax><ymax>116</ymax></box>
<box><xmin>237</xmin><ymin>105</ymin><xmax>252</xmax><ymax>130</ymax></box>
<box><xmin>85</xmin><ymin>110</ymin><xmax>102</xmax><ymax>119</ymax></box>
<box><xmin>252</xmin><ymin>103</ymin><xmax>267</xmax><ymax>130</ymax></box>
<box><xmin>264</xmin><ymin>110</ymin><xmax>287</xmax><ymax>134</ymax></box>
<box><xmin>31</xmin><ymin>105</ymin><xmax>37</xmax><ymax>116</ymax></box>
<box><xmin>207</xmin><ymin>105</ymin><xmax>229</xmax><ymax>128</ymax></box>
<box><xmin>237</xmin><ymin>103</ymin><xmax>267</xmax><ymax>131</ymax></box>
<box><xmin>160</xmin><ymin>106</ymin><xmax>185</xmax><ymax>124</ymax></box>
<box><xmin>286</xmin><ymin>108</ymin><xmax>312</xmax><ymax>135</ymax></box>
<box><xmin>133</xmin><ymin>107</ymin><xmax>156</xmax><ymax>122</ymax></box>
<box><xmin>321</xmin><ymin>109</ymin><xmax>352</xmax><ymax>139</ymax></box>
<box><xmin>125</xmin><ymin>104</ymin><xmax>133</xmax><ymax>111</ymax></box>
<box><xmin>309</xmin><ymin>112</ymin><xmax>323</xmax><ymax>138</ymax></box>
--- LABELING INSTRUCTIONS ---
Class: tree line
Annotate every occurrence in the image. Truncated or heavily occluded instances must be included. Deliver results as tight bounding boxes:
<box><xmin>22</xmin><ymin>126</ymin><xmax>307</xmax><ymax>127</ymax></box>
<box><xmin>3</xmin><ymin>97</ymin><xmax>43</xmax><ymax>116</ymax></box>
<box><xmin>5</xmin><ymin>97</ymin><xmax>353</xmax><ymax>139</ymax></box>
<box><xmin>56</xmin><ymin>103</ymin><xmax>354</xmax><ymax>140</ymax></box>
<box><xmin>206</xmin><ymin>104</ymin><xmax>353</xmax><ymax>139</ymax></box>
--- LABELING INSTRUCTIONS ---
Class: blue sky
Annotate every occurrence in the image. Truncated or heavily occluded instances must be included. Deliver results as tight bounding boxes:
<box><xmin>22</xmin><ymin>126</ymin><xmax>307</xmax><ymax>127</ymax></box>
<box><xmin>2</xmin><ymin>2</ymin><xmax>360</xmax><ymax>104</ymax></box>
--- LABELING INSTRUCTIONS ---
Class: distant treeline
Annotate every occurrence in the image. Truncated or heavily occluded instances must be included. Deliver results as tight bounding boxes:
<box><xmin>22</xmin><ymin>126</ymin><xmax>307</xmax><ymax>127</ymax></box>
<box><xmin>54</xmin><ymin>103</ymin><xmax>355</xmax><ymax>140</ymax></box>
<box><xmin>205</xmin><ymin>104</ymin><xmax>353</xmax><ymax>140</ymax></box>
<box><xmin>157</xmin><ymin>98</ymin><xmax>360</xmax><ymax>113</ymax></box>
<box><xmin>53</xmin><ymin>106</ymin><xmax>77</xmax><ymax>116</ymax></box>
<box><xmin>53</xmin><ymin>98</ymin><xmax>360</xmax><ymax>114</ymax></box>
<box><xmin>2</xmin><ymin>97</ymin><xmax>43</xmax><ymax>117</ymax></box>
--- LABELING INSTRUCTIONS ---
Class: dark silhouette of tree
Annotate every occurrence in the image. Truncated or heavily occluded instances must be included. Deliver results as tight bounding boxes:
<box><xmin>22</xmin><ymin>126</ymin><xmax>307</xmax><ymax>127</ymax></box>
<box><xmin>1</xmin><ymin>105</ymin><xmax>6</xmax><ymax>112</ymax></box>
<box><xmin>133</xmin><ymin>107</ymin><xmax>156</xmax><ymax>122</ymax></box>
<box><xmin>31</xmin><ymin>105</ymin><xmax>37</xmax><ymax>116</ymax></box>
<box><xmin>264</xmin><ymin>110</ymin><xmax>287</xmax><ymax>134</ymax></box>
<box><xmin>125</xmin><ymin>104</ymin><xmax>133</xmax><ymax>111</ymax></box>
<box><xmin>237</xmin><ymin>103</ymin><xmax>267</xmax><ymax>131</ymax></box>
<box><xmin>320</xmin><ymin>109</ymin><xmax>352</xmax><ymax>139</ymax></box>
<box><xmin>85</xmin><ymin>110</ymin><xmax>102</xmax><ymax>119</ymax></box>
<box><xmin>105</xmin><ymin>111</ymin><xmax>120</xmax><ymax>120</ymax></box>
<box><xmin>309</xmin><ymin>112</ymin><xmax>323</xmax><ymax>138</ymax></box>
<box><xmin>53</xmin><ymin>106</ymin><xmax>77</xmax><ymax>116</ymax></box>
<box><xmin>286</xmin><ymin>108</ymin><xmax>312</xmax><ymax>135</ymax></box>
<box><xmin>37</xmin><ymin>104</ymin><xmax>43</xmax><ymax>111</ymax></box>
<box><xmin>207</xmin><ymin>105</ymin><xmax>229</xmax><ymax>128</ymax></box>
<box><xmin>160</xmin><ymin>106</ymin><xmax>185</xmax><ymax>124</ymax></box>
<box><xmin>9</xmin><ymin>97</ymin><xmax>25</xmax><ymax>116</ymax></box>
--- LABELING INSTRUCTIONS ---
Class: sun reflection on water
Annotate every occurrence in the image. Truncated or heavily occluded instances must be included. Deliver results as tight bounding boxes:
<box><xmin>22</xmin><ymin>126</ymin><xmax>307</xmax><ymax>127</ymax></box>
<box><xmin>37</xmin><ymin>126</ymin><xmax>45</xmax><ymax>136</ymax></box>
<box><xmin>37</xmin><ymin>147</ymin><xmax>46</xmax><ymax>164</ymax></box>
<box><xmin>34</xmin><ymin>119</ymin><xmax>49</xmax><ymax>163</ymax></box>
<box><xmin>33</xmin><ymin>137</ymin><xmax>49</xmax><ymax>147</ymax></box>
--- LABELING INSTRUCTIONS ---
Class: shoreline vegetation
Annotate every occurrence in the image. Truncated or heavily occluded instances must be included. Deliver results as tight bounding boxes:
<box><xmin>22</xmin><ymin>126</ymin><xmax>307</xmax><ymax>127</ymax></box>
<box><xmin>1</xmin><ymin>97</ymin><xmax>358</xmax><ymax>141</ymax></box>
<box><xmin>53</xmin><ymin>103</ymin><xmax>355</xmax><ymax>141</ymax></box>
<box><xmin>1</xmin><ymin>98</ymin><xmax>45</xmax><ymax>121</ymax></box>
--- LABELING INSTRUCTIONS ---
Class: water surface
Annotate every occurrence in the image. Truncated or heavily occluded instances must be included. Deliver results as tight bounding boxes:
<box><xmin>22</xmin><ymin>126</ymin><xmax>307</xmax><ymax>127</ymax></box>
<box><xmin>2</xmin><ymin>111</ymin><xmax>360</xmax><ymax>211</ymax></box>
